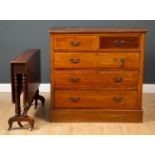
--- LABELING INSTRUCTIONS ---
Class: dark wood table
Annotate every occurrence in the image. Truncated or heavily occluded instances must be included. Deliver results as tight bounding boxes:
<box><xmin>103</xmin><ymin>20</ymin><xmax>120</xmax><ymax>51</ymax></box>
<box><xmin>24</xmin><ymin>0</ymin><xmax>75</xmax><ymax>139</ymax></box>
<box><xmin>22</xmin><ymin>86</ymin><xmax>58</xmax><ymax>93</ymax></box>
<box><xmin>8</xmin><ymin>49</ymin><xmax>45</xmax><ymax>130</ymax></box>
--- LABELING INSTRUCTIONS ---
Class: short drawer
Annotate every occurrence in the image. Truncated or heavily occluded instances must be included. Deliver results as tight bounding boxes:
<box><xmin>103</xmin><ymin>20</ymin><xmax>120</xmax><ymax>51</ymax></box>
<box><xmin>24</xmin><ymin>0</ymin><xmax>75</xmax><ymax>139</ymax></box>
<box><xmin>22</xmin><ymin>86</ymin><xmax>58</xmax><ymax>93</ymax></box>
<box><xmin>54</xmin><ymin>70</ymin><xmax>139</xmax><ymax>89</ymax></box>
<box><xmin>54</xmin><ymin>35</ymin><xmax>96</xmax><ymax>51</ymax></box>
<box><xmin>99</xmin><ymin>35</ymin><xmax>140</xmax><ymax>49</ymax></box>
<box><xmin>54</xmin><ymin>52</ymin><xmax>140</xmax><ymax>69</ymax></box>
<box><xmin>55</xmin><ymin>90</ymin><xmax>139</xmax><ymax>109</ymax></box>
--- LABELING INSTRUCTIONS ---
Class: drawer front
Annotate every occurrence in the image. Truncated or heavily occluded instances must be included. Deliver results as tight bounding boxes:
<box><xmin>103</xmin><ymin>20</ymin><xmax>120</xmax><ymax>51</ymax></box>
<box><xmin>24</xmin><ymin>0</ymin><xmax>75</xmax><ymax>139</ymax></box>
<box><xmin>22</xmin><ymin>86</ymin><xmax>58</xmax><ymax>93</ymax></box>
<box><xmin>54</xmin><ymin>70</ymin><xmax>139</xmax><ymax>88</ymax></box>
<box><xmin>54</xmin><ymin>52</ymin><xmax>140</xmax><ymax>69</ymax></box>
<box><xmin>55</xmin><ymin>90</ymin><xmax>139</xmax><ymax>109</ymax></box>
<box><xmin>54</xmin><ymin>35</ymin><xmax>96</xmax><ymax>51</ymax></box>
<box><xmin>99</xmin><ymin>35</ymin><xmax>140</xmax><ymax>49</ymax></box>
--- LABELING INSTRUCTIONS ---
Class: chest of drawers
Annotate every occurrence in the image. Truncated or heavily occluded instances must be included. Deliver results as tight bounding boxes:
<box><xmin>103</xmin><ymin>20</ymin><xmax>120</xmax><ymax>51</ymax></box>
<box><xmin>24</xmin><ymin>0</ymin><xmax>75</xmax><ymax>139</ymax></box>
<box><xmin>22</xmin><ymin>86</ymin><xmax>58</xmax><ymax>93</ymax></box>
<box><xmin>49</xmin><ymin>27</ymin><xmax>147</xmax><ymax>122</ymax></box>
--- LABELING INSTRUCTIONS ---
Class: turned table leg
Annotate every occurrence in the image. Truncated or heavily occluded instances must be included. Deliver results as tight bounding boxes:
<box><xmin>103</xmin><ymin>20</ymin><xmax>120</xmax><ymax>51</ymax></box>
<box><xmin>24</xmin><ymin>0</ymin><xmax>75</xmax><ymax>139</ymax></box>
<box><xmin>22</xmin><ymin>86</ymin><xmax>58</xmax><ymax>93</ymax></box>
<box><xmin>8</xmin><ymin>74</ymin><xmax>35</xmax><ymax>131</ymax></box>
<box><xmin>22</xmin><ymin>74</ymin><xmax>35</xmax><ymax>130</ymax></box>
<box><xmin>8</xmin><ymin>74</ymin><xmax>23</xmax><ymax>130</ymax></box>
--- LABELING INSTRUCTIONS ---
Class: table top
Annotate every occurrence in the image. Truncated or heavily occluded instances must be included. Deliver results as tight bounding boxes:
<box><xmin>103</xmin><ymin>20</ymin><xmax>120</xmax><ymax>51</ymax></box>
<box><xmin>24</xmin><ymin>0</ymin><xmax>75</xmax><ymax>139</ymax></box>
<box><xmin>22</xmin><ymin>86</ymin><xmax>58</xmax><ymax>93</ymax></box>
<box><xmin>11</xmin><ymin>49</ymin><xmax>40</xmax><ymax>64</ymax></box>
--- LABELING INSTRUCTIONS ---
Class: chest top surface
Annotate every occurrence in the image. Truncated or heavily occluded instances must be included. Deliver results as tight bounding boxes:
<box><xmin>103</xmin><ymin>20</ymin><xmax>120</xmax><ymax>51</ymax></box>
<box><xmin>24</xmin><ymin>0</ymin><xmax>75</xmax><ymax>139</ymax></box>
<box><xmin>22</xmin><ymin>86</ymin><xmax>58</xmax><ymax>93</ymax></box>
<box><xmin>48</xmin><ymin>27</ymin><xmax>148</xmax><ymax>34</ymax></box>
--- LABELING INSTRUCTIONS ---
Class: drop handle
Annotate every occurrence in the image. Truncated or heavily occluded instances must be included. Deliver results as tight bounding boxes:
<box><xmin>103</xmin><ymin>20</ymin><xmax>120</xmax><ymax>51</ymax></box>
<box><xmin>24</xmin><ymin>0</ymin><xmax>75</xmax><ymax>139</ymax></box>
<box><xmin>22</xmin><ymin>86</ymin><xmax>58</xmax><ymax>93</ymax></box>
<box><xmin>70</xmin><ymin>40</ymin><xmax>81</xmax><ymax>46</ymax></box>
<box><xmin>69</xmin><ymin>97</ymin><xmax>80</xmax><ymax>102</ymax></box>
<box><xmin>69</xmin><ymin>58</ymin><xmax>80</xmax><ymax>64</ymax></box>
<box><xmin>113</xmin><ymin>58</ymin><xmax>126</xmax><ymax>67</ymax></box>
<box><xmin>113</xmin><ymin>96</ymin><xmax>123</xmax><ymax>103</ymax></box>
<box><xmin>113</xmin><ymin>77</ymin><xmax>124</xmax><ymax>83</ymax></box>
<box><xmin>114</xmin><ymin>40</ymin><xmax>125</xmax><ymax>47</ymax></box>
<box><xmin>69</xmin><ymin>77</ymin><xmax>80</xmax><ymax>83</ymax></box>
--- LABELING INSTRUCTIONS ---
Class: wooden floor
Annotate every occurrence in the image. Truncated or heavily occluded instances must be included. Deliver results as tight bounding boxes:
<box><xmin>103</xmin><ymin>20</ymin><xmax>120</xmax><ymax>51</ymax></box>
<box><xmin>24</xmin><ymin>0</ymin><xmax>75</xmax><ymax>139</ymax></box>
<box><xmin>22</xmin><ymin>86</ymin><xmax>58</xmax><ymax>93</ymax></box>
<box><xmin>0</xmin><ymin>92</ymin><xmax>155</xmax><ymax>135</ymax></box>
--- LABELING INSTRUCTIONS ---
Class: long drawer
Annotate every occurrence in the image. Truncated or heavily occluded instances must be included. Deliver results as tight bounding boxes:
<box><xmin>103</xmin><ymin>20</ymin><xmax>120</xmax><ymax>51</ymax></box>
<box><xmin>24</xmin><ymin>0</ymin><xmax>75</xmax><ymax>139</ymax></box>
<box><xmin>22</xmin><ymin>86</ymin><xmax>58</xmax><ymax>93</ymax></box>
<box><xmin>54</xmin><ymin>52</ymin><xmax>140</xmax><ymax>69</ymax></box>
<box><xmin>55</xmin><ymin>90</ymin><xmax>139</xmax><ymax>109</ymax></box>
<box><xmin>54</xmin><ymin>70</ymin><xmax>139</xmax><ymax>88</ymax></box>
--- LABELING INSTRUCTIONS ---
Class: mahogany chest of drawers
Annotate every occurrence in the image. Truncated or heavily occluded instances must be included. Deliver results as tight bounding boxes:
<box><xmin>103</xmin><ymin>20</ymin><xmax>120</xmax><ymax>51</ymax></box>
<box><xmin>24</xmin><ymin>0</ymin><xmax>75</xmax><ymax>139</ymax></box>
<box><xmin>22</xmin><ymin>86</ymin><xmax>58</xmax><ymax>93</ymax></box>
<box><xmin>49</xmin><ymin>27</ymin><xmax>147</xmax><ymax>122</ymax></box>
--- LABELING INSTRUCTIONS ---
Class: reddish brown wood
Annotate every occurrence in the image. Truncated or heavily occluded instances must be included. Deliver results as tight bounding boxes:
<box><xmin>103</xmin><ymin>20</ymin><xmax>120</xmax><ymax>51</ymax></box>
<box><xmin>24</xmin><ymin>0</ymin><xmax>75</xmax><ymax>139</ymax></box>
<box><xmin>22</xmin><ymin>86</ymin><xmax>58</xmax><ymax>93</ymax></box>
<box><xmin>54</xmin><ymin>52</ymin><xmax>140</xmax><ymax>69</ymax></box>
<box><xmin>54</xmin><ymin>70</ymin><xmax>139</xmax><ymax>89</ymax></box>
<box><xmin>48</xmin><ymin>27</ymin><xmax>148</xmax><ymax>33</ymax></box>
<box><xmin>49</xmin><ymin>27</ymin><xmax>147</xmax><ymax>122</ymax></box>
<box><xmin>55</xmin><ymin>90</ymin><xmax>139</xmax><ymax>109</ymax></box>
<box><xmin>54</xmin><ymin>35</ymin><xmax>97</xmax><ymax>51</ymax></box>
<box><xmin>99</xmin><ymin>35</ymin><xmax>140</xmax><ymax>49</ymax></box>
<box><xmin>138</xmin><ymin>33</ymin><xmax>145</xmax><ymax>108</ymax></box>
<box><xmin>8</xmin><ymin>49</ymin><xmax>45</xmax><ymax>131</ymax></box>
<box><xmin>50</xmin><ymin>35</ymin><xmax>55</xmax><ymax>109</ymax></box>
<box><xmin>50</xmin><ymin>109</ymin><xmax>143</xmax><ymax>122</ymax></box>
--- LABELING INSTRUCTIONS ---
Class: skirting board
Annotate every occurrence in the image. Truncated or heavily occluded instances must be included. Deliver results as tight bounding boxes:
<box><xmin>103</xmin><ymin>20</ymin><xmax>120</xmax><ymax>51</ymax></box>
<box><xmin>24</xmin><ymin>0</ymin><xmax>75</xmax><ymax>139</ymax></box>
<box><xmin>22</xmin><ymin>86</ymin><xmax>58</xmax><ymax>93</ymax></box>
<box><xmin>0</xmin><ymin>84</ymin><xmax>155</xmax><ymax>93</ymax></box>
<box><xmin>0</xmin><ymin>84</ymin><xmax>50</xmax><ymax>93</ymax></box>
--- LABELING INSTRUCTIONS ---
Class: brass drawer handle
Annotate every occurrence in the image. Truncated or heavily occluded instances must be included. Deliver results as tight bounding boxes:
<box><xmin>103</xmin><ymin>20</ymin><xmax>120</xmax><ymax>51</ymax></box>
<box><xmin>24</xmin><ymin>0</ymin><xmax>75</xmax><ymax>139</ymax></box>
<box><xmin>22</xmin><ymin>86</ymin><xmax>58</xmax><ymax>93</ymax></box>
<box><xmin>69</xmin><ymin>97</ymin><xmax>80</xmax><ymax>102</ymax></box>
<box><xmin>69</xmin><ymin>77</ymin><xmax>80</xmax><ymax>83</ymax></box>
<box><xmin>70</xmin><ymin>40</ymin><xmax>81</xmax><ymax>46</ymax></box>
<box><xmin>113</xmin><ymin>77</ymin><xmax>124</xmax><ymax>83</ymax></box>
<box><xmin>114</xmin><ymin>40</ymin><xmax>125</xmax><ymax>47</ymax></box>
<box><xmin>113</xmin><ymin>58</ymin><xmax>126</xmax><ymax>67</ymax></box>
<box><xmin>69</xmin><ymin>58</ymin><xmax>80</xmax><ymax>64</ymax></box>
<box><xmin>113</xmin><ymin>96</ymin><xmax>123</xmax><ymax>102</ymax></box>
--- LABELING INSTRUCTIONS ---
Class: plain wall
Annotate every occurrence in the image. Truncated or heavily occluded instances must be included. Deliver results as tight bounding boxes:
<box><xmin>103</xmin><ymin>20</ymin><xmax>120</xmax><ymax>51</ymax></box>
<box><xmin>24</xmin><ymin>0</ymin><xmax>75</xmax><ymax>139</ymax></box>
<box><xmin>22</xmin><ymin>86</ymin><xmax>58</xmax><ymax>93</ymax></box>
<box><xmin>0</xmin><ymin>20</ymin><xmax>154</xmax><ymax>83</ymax></box>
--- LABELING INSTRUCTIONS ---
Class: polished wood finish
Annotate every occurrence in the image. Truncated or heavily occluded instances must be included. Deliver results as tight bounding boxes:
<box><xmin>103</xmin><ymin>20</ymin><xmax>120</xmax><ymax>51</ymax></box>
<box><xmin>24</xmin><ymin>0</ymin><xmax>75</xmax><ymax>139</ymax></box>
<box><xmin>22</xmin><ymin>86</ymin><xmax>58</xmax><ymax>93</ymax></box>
<box><xmin>54</xmin><ymin>52</ymin><xmax>140</xmax><ymax>69</ymax></box>
<box><xmin>50</xmin><ymin>109</ymin><xmax>142</xmax><ymax>122</ymax></box>
<box><xmin>8</xmin><ymin>49</ymin><xmax>45</xmax><ymax>130</ymax></box>
<box><xmin>49</xmin><ymin>27</ymin><xmax>147</xmax><ymax>122</ymax></box>
<box><xmin>54</xmin><ymin>35</ymin><xmax>96</xmax><ymax>51</ymax></box>
<box><xmin>48</xmin><ymin>27</ymin><xmax>148</xmax><ymax>33</ymax></box>
<box><xmin>54</xmin><ymin>70</ymin><xmax>139</xmax><ymax>89</ymax></box>
<box><xmin>55</xmin><ymin>90</ymin><xmax>138</xmax><ymax>109</ymax></box>
<box><xmin>99</xmin><ymin>35</ymin><xmax>140</xmax><ymax>49</ymax></box>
